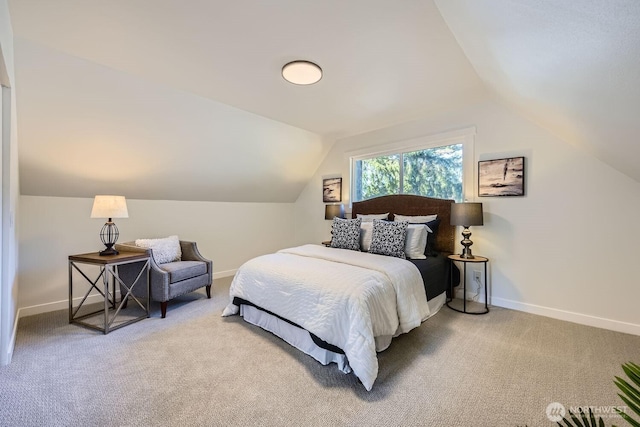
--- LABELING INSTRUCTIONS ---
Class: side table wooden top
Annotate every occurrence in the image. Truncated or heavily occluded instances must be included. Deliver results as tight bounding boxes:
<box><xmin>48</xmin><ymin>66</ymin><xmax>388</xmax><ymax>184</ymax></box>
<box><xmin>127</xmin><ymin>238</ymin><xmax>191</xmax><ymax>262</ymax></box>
<box><xmin>447</xmin><ymin>254</ymin><xmax>488</xmax><ymax>263</ymax></box>
<box><xmin>69</xmin><ymin>251</ymin><xmax>149</xmax><ymax>264</ymax></box>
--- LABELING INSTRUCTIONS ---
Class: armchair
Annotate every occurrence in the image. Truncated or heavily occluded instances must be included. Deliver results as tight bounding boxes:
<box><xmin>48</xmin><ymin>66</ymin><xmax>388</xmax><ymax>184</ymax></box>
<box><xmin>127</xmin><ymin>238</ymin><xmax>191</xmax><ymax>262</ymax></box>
<box><xmin>115</xmin><ymin>240</ymin><xmax>213</xmax><ymax>318</ymax></box>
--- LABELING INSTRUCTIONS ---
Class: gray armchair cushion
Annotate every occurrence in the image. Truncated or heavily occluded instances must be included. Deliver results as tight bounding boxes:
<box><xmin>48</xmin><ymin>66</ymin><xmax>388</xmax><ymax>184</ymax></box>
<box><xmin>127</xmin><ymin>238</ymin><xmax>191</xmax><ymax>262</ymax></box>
<box><xmin>160</xmin><ymin>260</ymin><xmax>207</xmax><ymax>283</ymax></box>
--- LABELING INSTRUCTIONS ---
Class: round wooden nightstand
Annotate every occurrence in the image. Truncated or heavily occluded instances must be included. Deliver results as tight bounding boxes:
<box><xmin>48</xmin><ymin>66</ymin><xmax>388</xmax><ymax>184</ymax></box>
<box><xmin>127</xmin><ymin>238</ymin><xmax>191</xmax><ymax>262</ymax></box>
<box><xmin>447</xmin><ymin>254</ymin><xmax>489</xmax><ymax>315</ymax></box>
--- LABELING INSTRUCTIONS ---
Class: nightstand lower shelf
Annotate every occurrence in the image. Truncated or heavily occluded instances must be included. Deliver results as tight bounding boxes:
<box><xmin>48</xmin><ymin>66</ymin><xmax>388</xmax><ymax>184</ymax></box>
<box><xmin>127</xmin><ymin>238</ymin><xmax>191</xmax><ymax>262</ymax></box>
<box><xmin>446</xmin><ymin>254</ymin><xmax>489</xmax><ymax>315</ymax></box>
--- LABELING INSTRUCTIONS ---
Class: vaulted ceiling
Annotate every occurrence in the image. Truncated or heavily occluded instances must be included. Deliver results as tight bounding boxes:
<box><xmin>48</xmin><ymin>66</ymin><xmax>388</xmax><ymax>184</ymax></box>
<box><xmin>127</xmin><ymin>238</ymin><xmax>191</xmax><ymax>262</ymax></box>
<box><xmin>436</xmin><ymin>0</ymin><xmax>640</xmax><ymax>183</ymax></box>
<box><xmin>8</xmin><ymin>0</ymin><xmax>640</xmax><ymax>202</ymax></box>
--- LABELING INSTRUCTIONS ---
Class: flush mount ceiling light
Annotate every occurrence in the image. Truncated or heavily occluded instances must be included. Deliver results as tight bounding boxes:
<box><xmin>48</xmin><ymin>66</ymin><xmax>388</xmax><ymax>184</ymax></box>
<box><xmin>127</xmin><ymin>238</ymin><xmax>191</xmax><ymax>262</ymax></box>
<box><xmin>282</xmin><ymin>60</ymin><xmax>322</xmax><ymax>85</ymax></box>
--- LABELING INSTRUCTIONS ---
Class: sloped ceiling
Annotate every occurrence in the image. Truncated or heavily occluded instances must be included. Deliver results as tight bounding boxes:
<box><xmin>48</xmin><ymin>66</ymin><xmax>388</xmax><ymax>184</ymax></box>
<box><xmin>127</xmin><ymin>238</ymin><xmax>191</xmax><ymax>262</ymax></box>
<box><xmin>435</xmin><ymin>0</ymin><xmax>640</xmax><ymax>183</ymax></box>
<box><xmin>8</xmin><ymin>0</ymin><xmax>485</xmax><ymax>202</ymax></box>
<box><xmin>10</xmin><ymin>1</ymin><xmax>639</xmax><ymax>203</ymax></box>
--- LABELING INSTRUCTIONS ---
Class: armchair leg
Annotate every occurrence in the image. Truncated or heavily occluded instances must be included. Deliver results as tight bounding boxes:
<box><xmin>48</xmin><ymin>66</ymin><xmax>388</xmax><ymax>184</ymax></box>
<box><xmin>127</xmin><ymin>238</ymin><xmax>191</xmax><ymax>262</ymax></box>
<box><xmin>160</xmin><ymin>301</ymin><xmax>167</xmax><ymax>318</ymax></box>
<box><xmin>206</xmin><ymin>285</ymin><xmax>211</xmax><ymax>299</ymax></box>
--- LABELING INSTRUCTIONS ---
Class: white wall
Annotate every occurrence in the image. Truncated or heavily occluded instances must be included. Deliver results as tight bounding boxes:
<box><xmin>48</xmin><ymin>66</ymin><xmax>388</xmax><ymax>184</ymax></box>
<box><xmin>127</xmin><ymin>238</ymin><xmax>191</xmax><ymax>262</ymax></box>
<box><xmin>18</xmin><ymin>196</ymin><xmax>296</xmax><ymax>315</ymax></box>
<box><xmin>295</xmin><ymin>99</ymin><xmax>640</xmax><ymax>335</ymax></box>
<box><xmin>0</xmin><ymin>0</ymin><xmax>20</xmax><ymax>365</ymax></box>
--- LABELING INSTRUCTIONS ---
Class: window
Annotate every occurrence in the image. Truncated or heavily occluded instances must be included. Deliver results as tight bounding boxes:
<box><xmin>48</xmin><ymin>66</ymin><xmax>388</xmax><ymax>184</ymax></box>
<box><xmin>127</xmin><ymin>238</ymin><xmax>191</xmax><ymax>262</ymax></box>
<box><xmin>352</xmin><ymin>143</ymin><xmax>465</xmax><ymax>202</ymax></box>
<box><xmin>403</xmin><ymin>144</ymin><xmax>463</xmax><ymax>201</ymax></box>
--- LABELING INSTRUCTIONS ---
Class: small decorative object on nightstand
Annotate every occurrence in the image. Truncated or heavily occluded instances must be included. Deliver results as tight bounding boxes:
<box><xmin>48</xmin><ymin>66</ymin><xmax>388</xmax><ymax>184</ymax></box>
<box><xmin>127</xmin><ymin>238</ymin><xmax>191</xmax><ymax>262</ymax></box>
<box><xmin>447</xmin><ymin>254</ymin><xmax>489</xmax><ymax>315</ymax></box>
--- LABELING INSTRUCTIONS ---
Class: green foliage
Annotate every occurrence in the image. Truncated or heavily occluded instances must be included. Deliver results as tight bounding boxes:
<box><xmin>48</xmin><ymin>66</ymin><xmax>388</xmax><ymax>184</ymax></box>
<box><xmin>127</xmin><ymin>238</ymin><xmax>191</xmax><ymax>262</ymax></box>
<box><xmin>557</xmin><ymin>408</ymin><xmax>605</xmax><ymax>427</ymax></box>
<box><xmin>614</xmin><ymin>362</ymin><xmax>640</xmax><ymax>427</ymax></box>
<box><xmin>403</xmin><ymin>145</ymin><xmax>463</xmax><ymax>201</ymax></box>
<box><xmin>353</xmin><ymin>144</ymin><xmax>463</xmax><ymax>202</ymax></box>
<box><xmin>356</xmin><ymin>154</ymin><xmax>400</xmax><ymax>201</ymax></box>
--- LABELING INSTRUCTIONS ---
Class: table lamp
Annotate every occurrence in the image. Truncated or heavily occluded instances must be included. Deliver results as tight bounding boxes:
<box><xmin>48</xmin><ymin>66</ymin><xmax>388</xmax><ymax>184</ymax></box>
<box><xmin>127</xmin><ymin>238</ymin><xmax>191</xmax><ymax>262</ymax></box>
<box><xmin>325</xmin><ymin>204</ymin><xmax>345</xmax><ymax>220</ymax></box>
<box><xmin>90</xmin><ymin>195</ymin><xmax>129</xmax><ymax>256</ymax></box>
<box><xmin>450</xmin><ymin>202</ymin><xmax>483</xmax><ymax>259</ymax></box>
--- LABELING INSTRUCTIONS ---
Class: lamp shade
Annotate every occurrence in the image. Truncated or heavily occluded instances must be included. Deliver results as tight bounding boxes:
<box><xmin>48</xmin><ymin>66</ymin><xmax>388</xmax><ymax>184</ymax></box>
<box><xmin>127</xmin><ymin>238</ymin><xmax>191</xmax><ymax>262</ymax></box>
<box><xmin>450</xmin><ymin>202</ymin><xmax>483</xmax><ymax>227</ymax></box>
<box><xmin>90</xmin><ymin>195</ymin><xmax>129</xmax><ymax>219</ymax></box>
<box><xmin>325</xmin><ymin>204</ymin><xmax>345</xmax><ymax>220</ymax></box>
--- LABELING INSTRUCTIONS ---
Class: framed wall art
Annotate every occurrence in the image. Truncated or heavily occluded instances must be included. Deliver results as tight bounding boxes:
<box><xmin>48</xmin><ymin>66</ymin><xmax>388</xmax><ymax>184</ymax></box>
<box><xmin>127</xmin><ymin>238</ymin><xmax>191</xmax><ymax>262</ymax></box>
<box><xmin>478</xmin><ymin>156</ymin><xmax>525</xmax><ymax>197</ymax></box>
<box><xmin>322</xmin><ymin>177</ymin><xmax>342</xmax><ymax>202</ymax></box>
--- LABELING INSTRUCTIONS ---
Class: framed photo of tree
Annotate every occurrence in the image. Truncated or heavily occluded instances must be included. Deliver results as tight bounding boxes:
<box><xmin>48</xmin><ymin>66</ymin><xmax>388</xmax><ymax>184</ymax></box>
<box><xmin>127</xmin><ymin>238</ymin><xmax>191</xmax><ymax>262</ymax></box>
<box><xmin>478</xmin><ymin>156</ymin><xmax>525</xmax><ymax>197</ymax></box>
<box><xmin>323</xmin><ymin>178</ymin><xmax>342</xmax><ymax>202</ymax></box>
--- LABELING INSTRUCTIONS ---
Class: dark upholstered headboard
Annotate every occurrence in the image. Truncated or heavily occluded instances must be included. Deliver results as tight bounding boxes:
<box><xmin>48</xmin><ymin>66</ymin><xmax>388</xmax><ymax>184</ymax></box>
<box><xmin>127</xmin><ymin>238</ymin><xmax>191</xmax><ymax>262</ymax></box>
<box><xmin>351</xmin><ymin>195</ymin><xmax>455</xmax><ymax>254</ymax></box>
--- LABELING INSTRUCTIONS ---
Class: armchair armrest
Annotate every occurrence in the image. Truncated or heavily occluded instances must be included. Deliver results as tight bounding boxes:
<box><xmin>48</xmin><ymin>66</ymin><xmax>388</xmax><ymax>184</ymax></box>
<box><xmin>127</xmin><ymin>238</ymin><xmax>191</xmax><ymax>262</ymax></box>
<box><xmin>180</xmin><ymin>241</ymin><xmax>207</xmax><ymax>262</ymax></box>
<box><xmin>180</xmin><ymin>241</ymin><xmax>213</xmax><ymax>282</ymax></box>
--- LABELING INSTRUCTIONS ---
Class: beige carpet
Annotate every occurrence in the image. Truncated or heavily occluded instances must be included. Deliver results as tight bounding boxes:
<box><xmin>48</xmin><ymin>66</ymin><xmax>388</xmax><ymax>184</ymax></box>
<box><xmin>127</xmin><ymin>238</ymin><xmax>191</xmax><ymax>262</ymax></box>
<box><xmin>1</xmin><ymin>276</ymin><xmax>638</xmax><ymax>427</ymax></box>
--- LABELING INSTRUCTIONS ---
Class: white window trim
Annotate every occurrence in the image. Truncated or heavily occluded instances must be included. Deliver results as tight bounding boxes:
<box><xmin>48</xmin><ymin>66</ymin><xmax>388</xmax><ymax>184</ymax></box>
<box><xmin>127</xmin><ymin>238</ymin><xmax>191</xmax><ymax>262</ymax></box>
<box><xmin>346</xmin><ymin>126</ymin><xmax>476</xmax><ymax>204</ymax></box>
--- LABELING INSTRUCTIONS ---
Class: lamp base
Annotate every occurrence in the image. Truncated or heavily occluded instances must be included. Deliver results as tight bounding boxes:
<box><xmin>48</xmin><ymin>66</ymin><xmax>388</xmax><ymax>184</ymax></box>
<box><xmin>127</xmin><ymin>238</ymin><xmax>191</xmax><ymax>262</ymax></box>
<box><xmin>459</xmin><ymin>247</ymin><xmax>475</xmax><ymax>259</ymax></box>
<box><xmin>459</xmin><ymin>227</ymin><xmax>475</xmax><ymax>259</ymax></box>
<box><xmin>99</xmin><ymin>245</ymin><xmax>119</xmax><ymax>256</ymax></box>
<box><xmin>98</xmin><ymin>220</ymin><xmax>120</xmax><ymax>256</ymax></box>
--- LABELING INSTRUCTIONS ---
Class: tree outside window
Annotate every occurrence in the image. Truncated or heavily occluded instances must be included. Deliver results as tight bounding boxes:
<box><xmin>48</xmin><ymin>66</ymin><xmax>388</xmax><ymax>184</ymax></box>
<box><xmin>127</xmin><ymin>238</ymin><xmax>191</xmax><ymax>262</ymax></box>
<box><xmin>353</xmin><ymin>143</ymin><xmax>463</xmax><ymax>202</ymax></box>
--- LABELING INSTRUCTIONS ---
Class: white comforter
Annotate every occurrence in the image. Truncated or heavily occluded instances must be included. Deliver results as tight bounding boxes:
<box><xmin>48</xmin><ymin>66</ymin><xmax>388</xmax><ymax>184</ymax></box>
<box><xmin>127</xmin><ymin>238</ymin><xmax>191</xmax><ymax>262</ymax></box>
<box><xmin>222</xmin><ymin>244</ymin><xmax>430</xmax><ymax>390</ymax></box>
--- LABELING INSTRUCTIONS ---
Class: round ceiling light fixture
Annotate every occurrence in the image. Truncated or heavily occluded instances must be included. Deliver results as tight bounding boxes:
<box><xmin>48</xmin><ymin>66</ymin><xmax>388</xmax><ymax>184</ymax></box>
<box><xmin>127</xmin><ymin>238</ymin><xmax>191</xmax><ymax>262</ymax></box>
<box><xmin>282</xmin><ymin>60</ymin><xmax>322</xmax><ymax>85</ymax></box>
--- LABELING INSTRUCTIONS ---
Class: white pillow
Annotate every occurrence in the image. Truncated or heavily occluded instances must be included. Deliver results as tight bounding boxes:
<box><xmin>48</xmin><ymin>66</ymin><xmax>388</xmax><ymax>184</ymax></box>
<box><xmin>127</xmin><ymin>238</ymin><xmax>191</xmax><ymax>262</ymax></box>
<box><xmin>135</xmin><ymin>235</ymin><xmax>182</xmax><ymax>264</ymax></box>
<box><xmin>405</xmin><ymin>225</ymin><xmax>428</xmax><ymax>259</ymax></box>
<box><xmin>360</xmin><ymin>222</ymin><xmax>373</xmax><ymax>251</ymax></box>
<box><xmin>361</xmin><ymin>223</ymin><xmax>430</xmax><ymax>257</ymax></box>
<box><xmin>394</xmin><ymin>214</ymin><xmax>437</xmax><ymax>223</ymax></box>
<box><xmin>356</xmin><ymin>213</ymin><xmax>389</xmax><ymax>222</ymax></box>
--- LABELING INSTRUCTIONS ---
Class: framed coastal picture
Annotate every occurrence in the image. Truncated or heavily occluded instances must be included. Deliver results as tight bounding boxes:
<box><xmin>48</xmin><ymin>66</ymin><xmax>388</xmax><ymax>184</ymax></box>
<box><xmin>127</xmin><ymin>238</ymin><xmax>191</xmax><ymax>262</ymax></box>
<box><xmin>478</xmin><ymin>157</ymin><xmax>525</xmax><ymax>197</ymax></box>
<box><xmin>322</xmin><ymin>177</ymin><xmax>342</xmax><ymax>202</ymax></box>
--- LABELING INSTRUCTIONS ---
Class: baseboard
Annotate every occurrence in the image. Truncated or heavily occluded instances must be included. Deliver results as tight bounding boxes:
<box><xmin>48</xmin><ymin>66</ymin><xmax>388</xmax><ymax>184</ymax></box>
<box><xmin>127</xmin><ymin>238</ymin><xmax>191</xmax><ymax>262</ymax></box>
<box><xmin>19</xmin><ymin>293</ymin><xmax>121</xmax><ymax>318</ymax></box>
<box><xmin>491</xmin><ymin>296</ymin><xmax>640</xmax><ymax>336</ymax></box>
<box><xmin>1</xmin><ymin>307</ymin><xmax>19</xmax><ymax>365</ymax></box>
<box><xmin>8</xmin><ymin>307</ymin><xmax>19</xmax><ymax>362</ymax></box>
<box><xmin>451</xmin><ymin>288</ymin><xmax>639</xmax><ymax>336</ymax></box>
<box><xmin>213</xmin><ymin>269</ymin><xmax>236</xmax><ymax>279</ymax></box>
<box><xmin>20</xmin><ymin>270</ymin><xmax>237</xmax><ymax>318</ymax></box>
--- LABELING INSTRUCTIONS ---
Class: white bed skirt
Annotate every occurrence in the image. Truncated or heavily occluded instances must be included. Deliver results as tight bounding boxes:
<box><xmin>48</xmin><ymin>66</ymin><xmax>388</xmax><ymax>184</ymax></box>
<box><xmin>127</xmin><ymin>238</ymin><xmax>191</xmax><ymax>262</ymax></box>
<box><xmin>239</xmin><ymin>291</ymin><xmax>446</xmax><ymax>375</ymax></box>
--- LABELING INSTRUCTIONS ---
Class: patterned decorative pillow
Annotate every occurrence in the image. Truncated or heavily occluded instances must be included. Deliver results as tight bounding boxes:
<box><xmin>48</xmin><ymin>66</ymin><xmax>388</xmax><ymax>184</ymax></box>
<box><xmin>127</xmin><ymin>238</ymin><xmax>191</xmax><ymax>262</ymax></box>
<box><xmin>135</xmin><ymin>235</ymin><xmax>182</xmax><ymax>264</ymax></box>
<box><xmin>369</xmin><ymin>219</ymin><xmax>408</xmax><ymax>259</ymax></box>
<box><xmin>330</xmin><ymin>218</ymin><xmax>362</xmax><ymax>251</ymax></box>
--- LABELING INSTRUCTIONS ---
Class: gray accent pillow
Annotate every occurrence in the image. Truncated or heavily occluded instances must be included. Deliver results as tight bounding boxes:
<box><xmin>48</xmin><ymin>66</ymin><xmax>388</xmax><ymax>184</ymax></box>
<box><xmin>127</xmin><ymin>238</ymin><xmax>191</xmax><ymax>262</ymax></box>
<box><xmin>369</xmin><ymin>219</ymin><xmax>408</xmax><ymax>259</ymax></box>
<box><xmin>330</xmin><ymin>218</ymin><xmax>362</xmax><ymax>251</ymax></box>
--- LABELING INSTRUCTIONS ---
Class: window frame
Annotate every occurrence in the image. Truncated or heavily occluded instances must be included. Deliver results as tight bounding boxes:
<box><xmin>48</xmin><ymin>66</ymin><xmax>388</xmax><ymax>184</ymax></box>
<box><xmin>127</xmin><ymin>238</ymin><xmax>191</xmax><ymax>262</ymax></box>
<box><xmin>347</xmin><ymin>126</ymin><xmax>475</xmax><ymax>204</ymax></box>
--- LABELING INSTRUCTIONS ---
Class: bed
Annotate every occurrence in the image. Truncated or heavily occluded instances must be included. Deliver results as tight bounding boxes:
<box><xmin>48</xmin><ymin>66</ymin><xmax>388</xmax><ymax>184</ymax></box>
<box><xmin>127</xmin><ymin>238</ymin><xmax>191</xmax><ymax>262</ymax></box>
<box><xmin>222</xmin><ymin>195</ymin><xmax>459</xmax><ymax>390</ymax></box>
